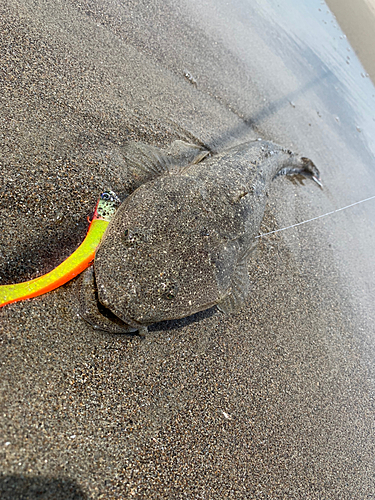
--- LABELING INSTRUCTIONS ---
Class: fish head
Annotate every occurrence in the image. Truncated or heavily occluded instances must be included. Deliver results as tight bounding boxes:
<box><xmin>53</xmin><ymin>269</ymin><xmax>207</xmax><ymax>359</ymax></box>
<box><xmin>94</xmin><ymin>178</ymin><xmax>224</xmax><ymax>327</ymax></box>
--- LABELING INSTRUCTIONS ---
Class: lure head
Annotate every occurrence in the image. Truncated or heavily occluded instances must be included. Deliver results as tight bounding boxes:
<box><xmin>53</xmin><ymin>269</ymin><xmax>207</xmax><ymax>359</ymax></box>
<box><xmin>93</xmin><ymin>191</ymin><xmax>122</xmax><ymax>222</ymax></box>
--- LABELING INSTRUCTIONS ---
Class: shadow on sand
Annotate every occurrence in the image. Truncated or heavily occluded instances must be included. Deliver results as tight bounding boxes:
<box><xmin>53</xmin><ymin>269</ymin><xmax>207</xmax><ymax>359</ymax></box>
<box><xmin>0</xmin><ymin>474</ymin><xmax>88</xmax><ymax>500</ymax></box>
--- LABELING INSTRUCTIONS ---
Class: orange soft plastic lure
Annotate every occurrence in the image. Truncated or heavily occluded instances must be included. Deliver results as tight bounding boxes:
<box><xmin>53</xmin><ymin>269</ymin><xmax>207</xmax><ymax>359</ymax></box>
<box><xmin>0</xmin><ymin>191</ymin><xmax>121</xmax><ymax>308</ymax></box>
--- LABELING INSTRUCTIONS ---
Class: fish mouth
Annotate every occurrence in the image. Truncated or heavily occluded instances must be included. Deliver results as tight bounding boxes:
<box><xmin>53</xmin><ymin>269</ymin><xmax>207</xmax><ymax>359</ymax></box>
<box><xmin>101</xmin><ymin>297</ymin><xmax>147</xmax><ymax>331</ymax></box>
<box><xmin>107</xmin><ymin>305</ymin><xmax>146</xmax><ymax>329</ymax></box>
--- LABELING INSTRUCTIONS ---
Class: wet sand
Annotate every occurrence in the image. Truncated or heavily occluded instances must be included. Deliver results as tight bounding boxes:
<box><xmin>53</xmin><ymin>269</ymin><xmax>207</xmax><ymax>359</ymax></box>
<box><xmin>1</xmin><ymin>0</ymin><xmax>375</xmax><ymax>498</ymax></box>
<box><xmin>326</xmin><ymin>0</ymin><xmax>375</xmax><ymax>82</ymax></box>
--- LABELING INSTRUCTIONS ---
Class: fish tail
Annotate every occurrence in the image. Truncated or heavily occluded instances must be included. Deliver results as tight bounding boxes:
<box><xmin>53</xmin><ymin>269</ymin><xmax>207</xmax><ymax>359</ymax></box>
<box><xmin>273</xmin><ymin>155</ymin><xmax>322</xmax><ymax>187</ymax></box>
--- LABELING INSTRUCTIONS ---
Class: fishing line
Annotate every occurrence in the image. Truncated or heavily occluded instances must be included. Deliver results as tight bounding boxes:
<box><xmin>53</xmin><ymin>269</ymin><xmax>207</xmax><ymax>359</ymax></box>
<box><xmin>255</xmin><ymin>194</ymin><xmax>375</xmax><ymax>239</ymax></box>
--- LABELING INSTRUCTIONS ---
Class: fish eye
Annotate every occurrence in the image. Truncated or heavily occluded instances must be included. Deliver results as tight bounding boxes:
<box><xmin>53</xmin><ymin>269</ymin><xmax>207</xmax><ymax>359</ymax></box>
<box><xmin>101</xmin><ymin>192</ymin><xmax>111</xmax><ymax>200</ymax></box>
<box><xmin>122</xmin><ymin>228</ymin><xmax>134</xmax><ymax>247</ymax></box>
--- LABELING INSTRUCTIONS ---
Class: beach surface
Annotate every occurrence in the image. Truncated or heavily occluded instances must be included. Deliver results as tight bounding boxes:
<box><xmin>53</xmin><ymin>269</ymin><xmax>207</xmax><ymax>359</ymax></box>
<box><xmin>1</xmin><ymin>0</ymin><xmax>375</xmax><ymax>498</ymax></box>
<box><xmin>326</xmin><ymin>0</ymin><xmax>375</xmax><ymax>81</ymax></box>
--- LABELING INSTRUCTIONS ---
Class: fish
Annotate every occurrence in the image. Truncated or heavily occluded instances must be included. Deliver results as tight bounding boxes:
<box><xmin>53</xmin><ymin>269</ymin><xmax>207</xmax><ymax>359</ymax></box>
<box><xmin>78</xmin><ymin>139</ymin><xmax>320</xmax><ymax>335</ymax></box>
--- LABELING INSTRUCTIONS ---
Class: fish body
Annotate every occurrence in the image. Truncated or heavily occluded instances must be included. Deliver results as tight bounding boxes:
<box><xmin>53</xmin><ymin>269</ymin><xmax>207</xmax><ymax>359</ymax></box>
<box><xmin>79</xmin><ymin>140</ymin><xmax>320</xmax><ymax>333</ymax></box>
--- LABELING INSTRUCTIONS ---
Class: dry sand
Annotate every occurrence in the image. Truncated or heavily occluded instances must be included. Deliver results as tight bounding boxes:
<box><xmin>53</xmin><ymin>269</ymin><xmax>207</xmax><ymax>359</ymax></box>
<box><xmin>1</xmin><ymin>0</ymin><xmax>375</xmax><ymax>498</ymax></box>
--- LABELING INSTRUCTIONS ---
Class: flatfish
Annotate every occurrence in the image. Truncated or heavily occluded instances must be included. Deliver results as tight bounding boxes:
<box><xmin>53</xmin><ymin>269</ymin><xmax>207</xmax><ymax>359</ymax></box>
<box><xmin>79</xmin><ymin>139</ymin><xmax>320</xmax><ymax>335</ymax></box>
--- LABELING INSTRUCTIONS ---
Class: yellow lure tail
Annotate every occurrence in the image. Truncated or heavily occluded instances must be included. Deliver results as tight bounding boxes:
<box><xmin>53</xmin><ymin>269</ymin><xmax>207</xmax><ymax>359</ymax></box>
<box><xmin>0</xmin><ymin>191</ymin><xmax>120</xmax><ymax>308</ymax></box>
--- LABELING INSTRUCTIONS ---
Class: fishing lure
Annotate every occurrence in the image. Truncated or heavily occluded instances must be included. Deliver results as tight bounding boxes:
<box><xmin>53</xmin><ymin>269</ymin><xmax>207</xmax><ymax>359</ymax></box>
<box><xmin>0</xmin><ymin>191</ymin><xmax>120</xmax><ymax>308</ymax></box>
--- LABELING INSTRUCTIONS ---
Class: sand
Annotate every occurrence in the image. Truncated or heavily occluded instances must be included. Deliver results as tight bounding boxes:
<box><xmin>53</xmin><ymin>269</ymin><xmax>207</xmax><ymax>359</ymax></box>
<box><xmin>1</xmin><ymin>0</ymin><xmax>375</xmax><ymax>498</ymax></box>
<box><xmin>326</xmin><ymin>0</ymin><xmax>375</xmax><ymax>81</ymax></box>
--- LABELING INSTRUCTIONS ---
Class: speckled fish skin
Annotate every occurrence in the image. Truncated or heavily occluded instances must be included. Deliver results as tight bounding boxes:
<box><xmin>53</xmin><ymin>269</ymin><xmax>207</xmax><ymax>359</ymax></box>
<box><xmin>91</xmin><ymin>139</ymin><xmax>319</xmax><ymax>330</ymax></box>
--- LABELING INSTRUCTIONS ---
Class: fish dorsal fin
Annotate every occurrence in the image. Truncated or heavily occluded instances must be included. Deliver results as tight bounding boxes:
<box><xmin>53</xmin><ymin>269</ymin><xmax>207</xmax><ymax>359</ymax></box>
<box><xmin>217</xmin><ymin>241</ymin><xmax>257</xmax><ymax>314</ymax></box>
<box><xmin>122</xmin><ymin>142</ymin><xmax>173</xmax><ymax>180</ymax></box>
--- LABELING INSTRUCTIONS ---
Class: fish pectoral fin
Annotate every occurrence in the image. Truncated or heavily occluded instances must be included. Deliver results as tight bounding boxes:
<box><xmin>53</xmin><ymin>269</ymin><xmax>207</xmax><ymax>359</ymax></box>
<box><xmin>120</xmin><ymin>140</ymin><xmax>209</xmax><ymax>185</ymax></box>
<box><xmin>239</xmin><ymin>239</ymin><xmax>258</xmax><ymax>261</ymax></box>
<box><xmin>121</xmin><ymin>141</ymin><xmax>173</xmax><ymax>181</ymax></box>
<box><xmin>217</xmin><ymin>258</ymin><xmax>251</xmax><ymax>315</ymax></box>
<box><xmin>166</xmin><ymin>140</ymin><xmax>210</xmax><ymax>168</ymax></box>
<box><xmin>77</xmin><ymin>266</ymin><xmax>138</xmax><ymax>335</ymax></box>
